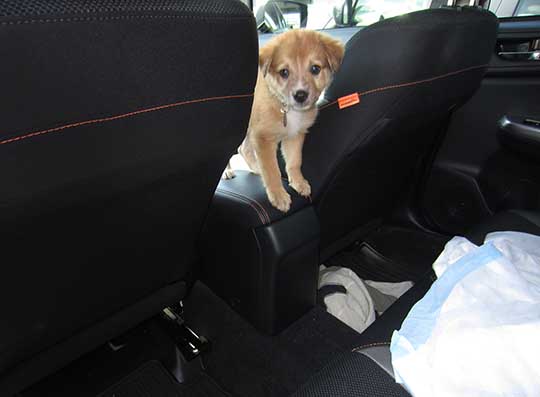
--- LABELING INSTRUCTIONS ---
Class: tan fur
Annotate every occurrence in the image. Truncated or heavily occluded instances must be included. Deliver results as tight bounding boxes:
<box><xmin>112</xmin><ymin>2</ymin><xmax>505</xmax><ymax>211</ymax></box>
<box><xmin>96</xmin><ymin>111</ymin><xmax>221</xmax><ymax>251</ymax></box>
<box><xmin>224</xmin><ymin>29</ymin><xmax>344</xmax><ymax>212</ymax></box>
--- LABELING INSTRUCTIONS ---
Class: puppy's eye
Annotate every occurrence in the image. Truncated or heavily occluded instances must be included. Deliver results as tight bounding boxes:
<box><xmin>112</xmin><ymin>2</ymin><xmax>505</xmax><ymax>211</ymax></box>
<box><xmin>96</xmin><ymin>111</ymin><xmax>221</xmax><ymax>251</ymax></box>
<box><xmin>310</xmin><ymin>65</ymin><xmax>321</xmax><ymax>75</ymax></box>
<box><xmin>279</xmin><ymin>69</ymin><xmax>289</xmax><ymax>79</ymax></box>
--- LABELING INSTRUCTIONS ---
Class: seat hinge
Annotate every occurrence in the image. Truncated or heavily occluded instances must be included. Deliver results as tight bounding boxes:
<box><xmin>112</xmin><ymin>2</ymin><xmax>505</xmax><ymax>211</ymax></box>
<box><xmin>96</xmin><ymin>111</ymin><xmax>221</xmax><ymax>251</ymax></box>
<box><xmin>158</xmin><ymin>302</ymin><xmax>210</xmax><ymax>361</ymax></box>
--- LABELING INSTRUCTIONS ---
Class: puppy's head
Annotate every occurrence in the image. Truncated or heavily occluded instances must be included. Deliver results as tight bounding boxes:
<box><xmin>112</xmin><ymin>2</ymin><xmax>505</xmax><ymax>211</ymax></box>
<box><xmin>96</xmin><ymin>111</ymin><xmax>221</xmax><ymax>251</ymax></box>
<box><xmin>259</xmin><ymin>29</ymin><xmax>344</xmax><ymax>111</ymax></box>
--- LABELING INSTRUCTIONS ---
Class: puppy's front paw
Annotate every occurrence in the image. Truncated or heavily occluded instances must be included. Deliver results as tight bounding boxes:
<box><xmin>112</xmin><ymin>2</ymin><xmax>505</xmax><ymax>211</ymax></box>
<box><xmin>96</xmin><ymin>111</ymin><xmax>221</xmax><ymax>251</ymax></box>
<box><xmin>290</xmin><ymin>178</ymin><xmax>311</xmax><ymax>198</ymax></box>
<box><xmin>222</xmin><ymin>168</ymin><xmax>236</xmax><ymax>180</ymax></box>
<box><xmin>267</xmin><ymin>187</ymin><xmax>291</xmax><ymax>212</ymax></box>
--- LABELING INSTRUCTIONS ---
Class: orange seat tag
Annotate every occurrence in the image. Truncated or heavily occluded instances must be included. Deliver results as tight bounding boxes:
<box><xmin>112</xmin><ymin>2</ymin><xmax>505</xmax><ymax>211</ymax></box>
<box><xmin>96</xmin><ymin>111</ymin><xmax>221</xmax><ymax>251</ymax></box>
<box><xmin>338</xmin><ymin>93</ymin><xmax>360</xmax><ymax>109</ymax></box>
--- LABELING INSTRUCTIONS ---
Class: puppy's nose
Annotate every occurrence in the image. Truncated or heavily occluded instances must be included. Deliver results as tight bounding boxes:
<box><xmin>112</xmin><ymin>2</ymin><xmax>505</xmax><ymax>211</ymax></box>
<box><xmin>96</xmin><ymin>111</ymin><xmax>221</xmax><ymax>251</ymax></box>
<box><xmin>293</xmin><ymin>90</ymin><xmax>308</xmax><ymax>104</ymax></box>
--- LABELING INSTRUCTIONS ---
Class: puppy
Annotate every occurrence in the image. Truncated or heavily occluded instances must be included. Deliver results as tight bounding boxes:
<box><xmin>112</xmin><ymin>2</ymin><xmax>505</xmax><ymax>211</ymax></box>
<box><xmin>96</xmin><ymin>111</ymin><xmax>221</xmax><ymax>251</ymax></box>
<box><xmin>224</xmin><ymin>29</ymin><xmax>344</xmax><ymax>212</ymax></box>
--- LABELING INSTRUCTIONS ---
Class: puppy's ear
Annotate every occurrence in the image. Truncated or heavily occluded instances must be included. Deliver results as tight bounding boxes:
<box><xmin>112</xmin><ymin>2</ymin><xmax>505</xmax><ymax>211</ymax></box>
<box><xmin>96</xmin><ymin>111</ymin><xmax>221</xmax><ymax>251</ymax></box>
<box><xmin>320</xmin><ymin>35</ymin><xmax>345</xmax><ymax>74</ymax></box>
<box><xmin>259</xmin><ymin>41</ymin><xmax>275</xmax><ymax>77</ymax></box>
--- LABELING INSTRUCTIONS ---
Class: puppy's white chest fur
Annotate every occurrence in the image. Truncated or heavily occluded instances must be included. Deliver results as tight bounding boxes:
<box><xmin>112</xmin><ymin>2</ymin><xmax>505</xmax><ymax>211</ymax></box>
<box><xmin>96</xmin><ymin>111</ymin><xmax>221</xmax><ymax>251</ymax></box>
<box><xmin>284</xmin><ymin>110</ymin><xmax>314</xmax><ymax>138</ymax></box>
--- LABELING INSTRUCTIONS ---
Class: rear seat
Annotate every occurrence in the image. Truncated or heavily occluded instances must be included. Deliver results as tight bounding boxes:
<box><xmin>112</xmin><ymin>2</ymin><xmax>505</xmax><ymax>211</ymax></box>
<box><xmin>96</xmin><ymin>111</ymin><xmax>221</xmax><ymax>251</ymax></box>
<box><xmin>293</xmin><ymin>210</ymin><xmax>540</xmax><ymax>397</ymax></box>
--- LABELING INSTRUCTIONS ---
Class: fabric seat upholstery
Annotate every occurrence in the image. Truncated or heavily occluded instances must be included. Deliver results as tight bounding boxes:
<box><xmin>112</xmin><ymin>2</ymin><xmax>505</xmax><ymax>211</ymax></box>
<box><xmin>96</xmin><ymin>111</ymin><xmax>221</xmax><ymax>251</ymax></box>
<box><xmin>0</xmin><ymin>0</ymin><xmax>257</xmax><ymax>393</ymax></box>
<box><xmin>297</xmin><ymin>7</ymin><xmax>498</xmax><ymax>259</ymax></box>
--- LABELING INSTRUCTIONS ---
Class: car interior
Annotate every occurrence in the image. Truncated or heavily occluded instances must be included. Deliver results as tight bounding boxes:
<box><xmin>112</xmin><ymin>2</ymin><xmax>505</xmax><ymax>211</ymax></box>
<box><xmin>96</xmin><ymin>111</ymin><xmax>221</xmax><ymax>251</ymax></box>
<box><xmin>1</xmin><ymin>0</ymin><xmax>539</xmax><ymax>396</ymax></box>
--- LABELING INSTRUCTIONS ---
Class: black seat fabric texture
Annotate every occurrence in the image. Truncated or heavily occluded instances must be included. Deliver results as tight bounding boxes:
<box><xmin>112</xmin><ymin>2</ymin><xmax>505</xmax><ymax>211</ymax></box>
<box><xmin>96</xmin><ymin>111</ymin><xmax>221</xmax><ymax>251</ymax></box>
<box><xmin>0</xmin><ymin>0</ymin><xmax>257</xmax><ymax>393</ymax></box>
<box><xmin>292</xmin><ymin>352</ymin><xmax>410</xmax><ymax>397</ymax></box>
<box><xmin>0</xmin><ymin>0</ymin><xmax>248</xmax><ymax>17</ymax></box>
<box><xmin>297</xmin><ymin>7</ymin><xmax>499</xmax><ymax>259</ymax></box>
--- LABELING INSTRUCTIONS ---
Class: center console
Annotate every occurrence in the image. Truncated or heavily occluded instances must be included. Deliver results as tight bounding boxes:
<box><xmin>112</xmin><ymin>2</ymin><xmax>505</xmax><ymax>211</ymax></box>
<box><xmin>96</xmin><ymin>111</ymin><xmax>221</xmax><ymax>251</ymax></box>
<box><xmin>200</xmin><ymin>171</ymin><xmax>320</xmax><ymax>334</ymax></box>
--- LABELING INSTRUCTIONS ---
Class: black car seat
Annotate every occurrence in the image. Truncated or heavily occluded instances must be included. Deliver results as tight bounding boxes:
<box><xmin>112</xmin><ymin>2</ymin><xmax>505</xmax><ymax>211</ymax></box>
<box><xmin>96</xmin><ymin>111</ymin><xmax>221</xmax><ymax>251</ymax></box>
<box><xmin>298</xmin><ymin>7</ymin><xmax>498</xmax><ymax>259</ymax></box>
<box><xmin>0</xmin><ymin>0</ymin><xmax>257</xmax><ymax>393</ymax></box>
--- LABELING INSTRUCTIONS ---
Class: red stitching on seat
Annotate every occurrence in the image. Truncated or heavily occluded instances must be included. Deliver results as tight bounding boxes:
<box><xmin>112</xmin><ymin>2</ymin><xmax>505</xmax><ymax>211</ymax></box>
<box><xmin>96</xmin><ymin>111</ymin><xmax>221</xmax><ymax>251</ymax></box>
<box><xmin>319</xmin><ymin>64</ymin><xmax>488</xmax><ymax>110</ymax></box>
<box><xmin>0</xmin><ymin>93</ymin><xmax>254</xmax><ymax>146</ymax></box>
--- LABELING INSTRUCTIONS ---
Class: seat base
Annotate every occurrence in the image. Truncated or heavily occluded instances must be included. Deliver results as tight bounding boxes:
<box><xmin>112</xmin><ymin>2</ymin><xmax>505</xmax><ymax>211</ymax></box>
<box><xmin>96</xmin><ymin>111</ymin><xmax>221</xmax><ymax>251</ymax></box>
<box><xmin>5</xmin><ymin>281</ymin><xmax>186</xmax><ymax>396</ymax></box>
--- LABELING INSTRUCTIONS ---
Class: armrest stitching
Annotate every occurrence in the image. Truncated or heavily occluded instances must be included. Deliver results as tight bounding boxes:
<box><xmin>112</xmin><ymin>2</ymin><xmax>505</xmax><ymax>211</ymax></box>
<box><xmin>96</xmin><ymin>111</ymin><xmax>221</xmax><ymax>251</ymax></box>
<box><xmin>217</xmin><ymin>188</ymin><xmax>267</xmax><ymax>225</ymax></box>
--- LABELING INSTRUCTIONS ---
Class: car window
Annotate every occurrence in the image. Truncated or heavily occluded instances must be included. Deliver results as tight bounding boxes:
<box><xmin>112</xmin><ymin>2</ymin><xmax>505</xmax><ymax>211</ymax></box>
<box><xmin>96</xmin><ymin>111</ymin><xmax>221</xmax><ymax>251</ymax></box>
<box><xmin>252</xmin><ymin>0</ymin><xmax>540</xmax><ymax>33</ymax></box>
<box><xmin>253</xmin><ymin>0</ymin><xmax>433</xmax><ymax>32</ymax></box>
<box><xmin>488</xmin><ymin>0</ymin><xmax>540</xmax><ymax>17</ymax></box>
<box><xmin>513</xmin><ymin>0</ymin><xmax>540</xmax><ymax>15</ymax></box>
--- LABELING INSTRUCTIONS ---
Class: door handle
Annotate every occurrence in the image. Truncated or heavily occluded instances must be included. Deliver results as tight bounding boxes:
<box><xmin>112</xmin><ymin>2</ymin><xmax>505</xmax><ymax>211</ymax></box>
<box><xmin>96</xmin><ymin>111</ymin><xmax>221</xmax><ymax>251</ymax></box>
<box><xmin>497</xmin><ymin>38</ymin><xmax>540</xmax><ymax>61</ymax></box>
<box><xmin>498</xmin><ymin>115</ymin><xmax>540</xmax><ymax>160</ymax></box>
<box><xmin>497</xmin><ymin>50</ymin><xmax>540</xmax><ymax>61</ymax></box>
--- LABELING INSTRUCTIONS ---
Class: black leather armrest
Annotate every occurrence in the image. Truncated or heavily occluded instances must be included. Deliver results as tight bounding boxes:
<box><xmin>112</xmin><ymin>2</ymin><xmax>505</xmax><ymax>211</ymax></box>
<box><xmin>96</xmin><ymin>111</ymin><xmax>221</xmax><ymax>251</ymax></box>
<box><xmin>200</xmin><ymin>170</ymin><xmax>319</xmax><ymax>334</ymax></box>
<box><xmin>216</xmin><ymin>170</ymin><xmax>311</xmax><ymax>226</ymax></box>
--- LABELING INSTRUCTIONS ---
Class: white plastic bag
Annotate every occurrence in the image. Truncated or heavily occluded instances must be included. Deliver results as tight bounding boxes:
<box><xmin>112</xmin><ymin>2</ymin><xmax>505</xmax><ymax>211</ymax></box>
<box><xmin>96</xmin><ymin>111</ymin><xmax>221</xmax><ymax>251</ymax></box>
<box><xmin>390</xmin><ymin>232</ymin><xmax>540</xmax><ymax>397</ymax></box>
<box><xmin>319</xmin><ymin>266</ymin><xmax>376</xmax><ymax>333</ymax></box>
<box><xmin>365</xmin><ymin>280</ymin><xmax>414</xmax><ymax>314</ymax></box>
<box><xmin>319</xmin><ymin>266</ymin><xmax>413</xmax><ymax>333</ymax></box>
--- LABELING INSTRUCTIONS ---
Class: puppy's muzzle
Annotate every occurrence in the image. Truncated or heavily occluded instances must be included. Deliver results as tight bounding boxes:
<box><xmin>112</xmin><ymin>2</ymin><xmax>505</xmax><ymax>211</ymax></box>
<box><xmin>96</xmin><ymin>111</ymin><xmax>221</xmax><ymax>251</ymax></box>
<box><xmin>293</xmin><ymin>90</ymin><xmax>309</xmax><ymax>104</ymax></box>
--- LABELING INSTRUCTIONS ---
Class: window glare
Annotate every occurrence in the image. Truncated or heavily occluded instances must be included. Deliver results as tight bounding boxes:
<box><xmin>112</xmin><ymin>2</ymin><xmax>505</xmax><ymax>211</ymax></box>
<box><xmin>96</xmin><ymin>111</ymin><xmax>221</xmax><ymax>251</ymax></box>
<box><xmin>252</xmin><ymin>0</ymin><xmax>540</xmax><ymax>32</ymax></box>
<box><xmin>515</xmin><ymin>0</ymin><xmax>540</xmax><ymax>16</ymax></box>
<box><xmin>254</xmin><ymin>0</ymin><xmax>433</xmax><ymax>30</ymax></box>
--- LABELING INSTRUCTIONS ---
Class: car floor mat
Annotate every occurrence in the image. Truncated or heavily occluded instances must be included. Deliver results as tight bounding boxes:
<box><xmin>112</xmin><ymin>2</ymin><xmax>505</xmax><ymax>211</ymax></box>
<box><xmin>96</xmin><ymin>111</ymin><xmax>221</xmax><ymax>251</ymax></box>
<box><xmin>326</xmin><ymin>225</ymin><xmax>450</xmax><ymax>282</ymax></box>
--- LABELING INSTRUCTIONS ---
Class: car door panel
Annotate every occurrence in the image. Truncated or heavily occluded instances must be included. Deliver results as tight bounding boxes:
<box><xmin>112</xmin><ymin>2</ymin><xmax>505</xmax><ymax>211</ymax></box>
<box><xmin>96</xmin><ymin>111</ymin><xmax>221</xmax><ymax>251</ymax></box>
<box><xmin>422</xmin><ymin>18</ymin><xmax>540</xmax><ymax>235</ymax></box>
